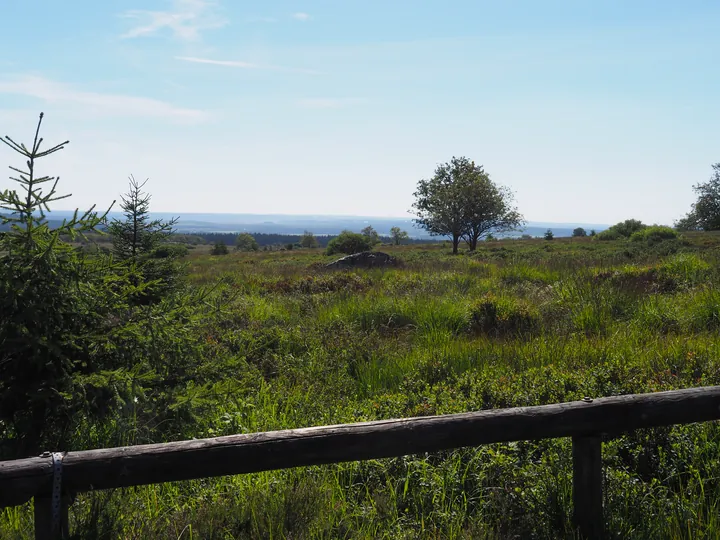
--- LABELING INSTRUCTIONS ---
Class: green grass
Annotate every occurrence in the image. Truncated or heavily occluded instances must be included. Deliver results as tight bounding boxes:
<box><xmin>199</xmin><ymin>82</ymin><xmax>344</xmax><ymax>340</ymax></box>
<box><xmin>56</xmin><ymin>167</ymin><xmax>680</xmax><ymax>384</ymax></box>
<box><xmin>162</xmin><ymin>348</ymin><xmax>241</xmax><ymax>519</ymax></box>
<box><xmin>4</xmin><ymin>236</ymin><xmax>720</xmax><ymax>538</ymax></box>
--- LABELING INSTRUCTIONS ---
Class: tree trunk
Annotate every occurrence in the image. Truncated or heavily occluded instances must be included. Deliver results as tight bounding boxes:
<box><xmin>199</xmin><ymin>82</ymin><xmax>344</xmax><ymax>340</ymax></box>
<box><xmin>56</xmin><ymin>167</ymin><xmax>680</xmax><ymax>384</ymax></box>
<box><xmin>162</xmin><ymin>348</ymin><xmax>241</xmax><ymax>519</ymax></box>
<box><xmin>452</xmin><ymin>234</ymin><xmax>460</xmax><ymax>254</ymax></box>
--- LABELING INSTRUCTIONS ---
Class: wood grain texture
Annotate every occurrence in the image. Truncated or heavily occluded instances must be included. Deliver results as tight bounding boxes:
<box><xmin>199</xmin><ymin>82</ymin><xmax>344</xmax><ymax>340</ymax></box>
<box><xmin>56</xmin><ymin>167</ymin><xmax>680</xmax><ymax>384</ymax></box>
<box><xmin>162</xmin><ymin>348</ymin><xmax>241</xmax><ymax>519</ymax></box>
<box><xmin>573</xmin><ymin>435</ymin><xmax>603</xmax><ymax>540</ymax></box>
<box><xmin>2</xmin><ymin>385</ymin><xmax>720</xmax><ymax>508</ymax></box>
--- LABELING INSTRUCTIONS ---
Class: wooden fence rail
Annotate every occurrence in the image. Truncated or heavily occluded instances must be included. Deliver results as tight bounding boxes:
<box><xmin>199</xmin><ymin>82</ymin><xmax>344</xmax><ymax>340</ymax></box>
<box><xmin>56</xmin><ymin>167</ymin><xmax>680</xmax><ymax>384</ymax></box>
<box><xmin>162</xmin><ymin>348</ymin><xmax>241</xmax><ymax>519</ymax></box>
<box><xmin>2</xmin><ymin>386</ymin><xmax>720</xmax><ymax>540</ymax></box>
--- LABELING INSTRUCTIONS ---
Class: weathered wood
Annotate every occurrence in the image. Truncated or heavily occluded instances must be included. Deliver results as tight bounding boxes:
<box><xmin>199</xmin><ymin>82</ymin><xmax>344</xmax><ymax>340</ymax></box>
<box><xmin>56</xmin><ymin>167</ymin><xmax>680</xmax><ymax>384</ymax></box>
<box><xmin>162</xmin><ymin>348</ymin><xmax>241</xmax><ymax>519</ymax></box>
<box><xmin>573</xmin><ymin>435</ymin><xmax>603</xmax><ymax>540</ymax></box>
<box><xmin>33</xmin><ymin>495</ymin><xmax>53</xmax><ymax>540</ymax></box>
<box><xmin>33</xmin><ymin>494</ymin><xmax>68</xmax><ymax>540</ymax></box>
<box><xmin>2</xmin><ymin>386</ymin><xmax>720</xmax><ymax>508</ymax></box>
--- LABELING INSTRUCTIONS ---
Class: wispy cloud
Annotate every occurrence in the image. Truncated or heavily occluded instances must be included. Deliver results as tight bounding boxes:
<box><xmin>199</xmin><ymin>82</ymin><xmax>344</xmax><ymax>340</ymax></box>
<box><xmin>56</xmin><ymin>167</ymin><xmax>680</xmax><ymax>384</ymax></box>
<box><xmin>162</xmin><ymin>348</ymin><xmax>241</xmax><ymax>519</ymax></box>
<box><xmin>292</xmin><ymin>12</ymin><xmax>311</xmax><ymax>21</ymax></box>
<box><xmin>298</xmin><ymin>98</ymin><xmax>366</xmax><ymax>109</ymax></box>
<box><xmin>0</xmin><ymin>75</ymin><xmax>206</xmax><ymax>123</ymax></box>
<box><xmin>176</xmin><ymin>56</ymin><xmax>323</xmax><ymax>75</ymax></box>
<box><xmin>119</xmin><ymin>0</ymin><xmax>227</xmax><ymax>41</ymax></box>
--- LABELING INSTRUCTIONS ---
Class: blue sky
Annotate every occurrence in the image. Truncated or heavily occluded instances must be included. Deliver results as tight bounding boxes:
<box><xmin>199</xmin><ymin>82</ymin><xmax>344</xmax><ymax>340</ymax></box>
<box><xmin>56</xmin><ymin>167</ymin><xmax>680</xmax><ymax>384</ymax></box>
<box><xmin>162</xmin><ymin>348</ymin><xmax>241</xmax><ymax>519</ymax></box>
<box><xmin>1</xmin><ymin>1</ymin><xmax>718</xmax><ymax>224</ymax></box>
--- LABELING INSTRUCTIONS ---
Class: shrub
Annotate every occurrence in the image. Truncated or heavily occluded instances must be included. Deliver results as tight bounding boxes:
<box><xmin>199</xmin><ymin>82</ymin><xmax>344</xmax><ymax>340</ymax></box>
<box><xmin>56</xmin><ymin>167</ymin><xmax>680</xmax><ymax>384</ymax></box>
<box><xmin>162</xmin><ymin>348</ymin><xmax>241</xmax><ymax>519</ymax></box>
<box><xmin>469</xmin><ymin>294</ymin><xmax>540</xmax><ymax>336</ymax></box>
<box><xmin>629</xmin><ymin>226</ymin><xmax>679</xmax><ymax>244</ymax></box>
<box><xmin>596</xmin><ymin>229</ymin><xmax>623</xmax><ymax>241</ymax></box>
<box><xmin>325</xmin><ymin>230</ymin><xmax>373</xmax><ymax>256</ymax></box>
<box><xmin>610</xmin><ymin>219</ymin><xmax>647</xmax><ymax>237</ymax></box>
<box><xmin>211</xmin><ymin>242</ymin><xmax>229</xmax><ymax>255</ymax></box>
<box><xmin>299</xmin><ymin>231</ymin><xmax>319</xmax><ymax>248</ymax></box>
<box><xmin>236</xmin><ymin>233</ymin><xmax>259</xmax><ymax>252</ymax></box>
<box><xmin>151</xmin><ymin>244</ymin><xmax>189</xmax><ymax>258</ymax></box>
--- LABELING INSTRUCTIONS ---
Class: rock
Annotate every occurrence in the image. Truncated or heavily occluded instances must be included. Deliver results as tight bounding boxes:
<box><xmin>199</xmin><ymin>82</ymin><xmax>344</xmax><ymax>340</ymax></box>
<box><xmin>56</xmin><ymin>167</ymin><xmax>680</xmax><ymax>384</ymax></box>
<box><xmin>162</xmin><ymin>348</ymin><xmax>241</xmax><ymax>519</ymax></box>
<box><xmin>326</xmin><ymin>251</ymin><xmax>399</xmax><ymax>269</ymax></box>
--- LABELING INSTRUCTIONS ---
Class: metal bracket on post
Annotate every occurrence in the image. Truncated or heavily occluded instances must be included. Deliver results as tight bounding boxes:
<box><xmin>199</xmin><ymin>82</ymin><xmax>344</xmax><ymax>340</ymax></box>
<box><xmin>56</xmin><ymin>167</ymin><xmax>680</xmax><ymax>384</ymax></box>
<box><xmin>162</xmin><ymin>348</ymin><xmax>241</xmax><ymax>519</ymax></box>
<box><xmin>35</xmin><ymin>451</ymin><xmax>68</xmax><ymax>540</ymax></box>
<box><xmin>50</xmin><ymin>452</ymin><xmax>64</xmax><ymax>535</ymax></box>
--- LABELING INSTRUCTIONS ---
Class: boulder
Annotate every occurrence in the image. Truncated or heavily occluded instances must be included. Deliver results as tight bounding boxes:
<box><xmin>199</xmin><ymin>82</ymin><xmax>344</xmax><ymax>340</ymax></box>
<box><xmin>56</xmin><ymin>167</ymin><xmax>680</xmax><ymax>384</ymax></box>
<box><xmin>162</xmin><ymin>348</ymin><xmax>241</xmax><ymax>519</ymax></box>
<box><xmin>326</xmin><ymin>251</ymin><xmax>398</xmax><ymax>269</ymax></box>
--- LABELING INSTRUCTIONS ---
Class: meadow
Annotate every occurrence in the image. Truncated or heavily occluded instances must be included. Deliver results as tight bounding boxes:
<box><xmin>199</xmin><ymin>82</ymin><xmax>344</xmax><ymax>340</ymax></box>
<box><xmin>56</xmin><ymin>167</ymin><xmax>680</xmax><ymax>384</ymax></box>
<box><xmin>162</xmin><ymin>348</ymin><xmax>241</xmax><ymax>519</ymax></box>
<box><xmin>4</xmin><ymin>233</ymin><xmax>720</xmax><ymax>539</ymax></box>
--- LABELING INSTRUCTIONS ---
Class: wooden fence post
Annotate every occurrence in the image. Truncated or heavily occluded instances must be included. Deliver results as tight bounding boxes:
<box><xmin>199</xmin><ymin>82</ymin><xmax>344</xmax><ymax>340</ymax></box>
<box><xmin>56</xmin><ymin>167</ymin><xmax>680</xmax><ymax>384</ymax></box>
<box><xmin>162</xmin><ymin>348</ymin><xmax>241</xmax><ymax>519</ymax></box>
<box><xmin>572</xmin><ymin>434</ymin><xmax>603</xmax><ymax>540</ymax></box>
<box><xmin>34</xmin><ymin>495</ymin><xmax>55</xmax><ymax>540</ymax></box>
<box><xmin>33</xmin><ymin>494</ymin><xmax>69</xmax><ymax>540</ymax></box>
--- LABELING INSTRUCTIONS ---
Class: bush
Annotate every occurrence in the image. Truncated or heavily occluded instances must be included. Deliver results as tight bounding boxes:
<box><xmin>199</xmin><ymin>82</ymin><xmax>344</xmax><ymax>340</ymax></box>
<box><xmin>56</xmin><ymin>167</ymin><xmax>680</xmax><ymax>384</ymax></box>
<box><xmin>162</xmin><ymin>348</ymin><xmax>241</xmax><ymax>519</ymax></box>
<box><xmin>572</xmin><ymin>227</ymin><xmax>587</xmax><ymax>237</ymax></box>
<box><xmin>211</xmin><ymin>242</ymin><xmax>229</xmax><ymax>255</ymax></box>
<box><xmin>629</xmin><ymin>226</ymin><xmax>679</xmax><ymax>244</ymax></box>
<box><xmin>151</xmin><ymin>244</ymin><xmax>189</xmax><ymax>259</ymax></box>
<box><xmin>596</xmin><ymin>229</ymin><xmax>623</xmax><ymax>241</ymax></box>
<box><xmin>325</xmin><ymin>230</ymin><xmax>373</xmax><ymax>256</ymax></box>
<box><xmin>469</xmin><ymin>294</ymin><xmax>540</xmax><ymax>336</ymax></box>
<box><xmin>299</xmin><ymin>231</ymin><xmax>319</xmax><ymax>248</ymax></box>
<box><xmin>236</xmin><ymin>233</ymin><xmax>259</xmax><ymax>252</ymax></box>
<box><xmin>610</xmin><ymin>219</ymin><xmax>647</xmax><ymax>237</ymax></box>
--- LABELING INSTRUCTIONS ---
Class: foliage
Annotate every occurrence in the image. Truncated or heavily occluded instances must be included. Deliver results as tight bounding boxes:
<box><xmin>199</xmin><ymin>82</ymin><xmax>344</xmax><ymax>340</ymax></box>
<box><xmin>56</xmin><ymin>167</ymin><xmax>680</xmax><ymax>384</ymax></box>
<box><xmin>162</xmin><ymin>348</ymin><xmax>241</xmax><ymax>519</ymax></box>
<box><xmin>390</xmin><ymin>226</ymin><xmax>409</xmax><ymax>245</ymax></box>
<box><xmin>572</xmin><ymin>227</ymin><xmax>587</xmax><ymax>237</ymax></box>
<box><xmin>107</xmin><ymin>176</ymin><xmax>177</xmax><ymax>263</ymax></box>
<box><xmin>361</xmin><ymin>225</ymin><xmax>381</xmax><ymax>246</ymax></box>
<box><xmin>676</xmin><ymin>163</ymin><xmax>720</xmax><ymax>231</ymax></box>
<box><xmin>596</xmin><ymin>229</ymin><xmax>623</xmax><ymax>241</ymax></box>
<box><xmin>299</xmin><ymin>230</ymin><xmax>319</xmax><ymax>248</ymax></box>
<box><xmin>5</xmin><ymin>231</ymin><xmax>720</xmax><ymax>537</ymax></box>
<box><xmin>108</xmin><ymin>177</ymin><xmax>182</xmax><ymax>304</ymax></box>
<box><xmin>325</xmin><ymin>230</ymin><xmax>373</xmax><ymax>255</ymax></box>
<box><xmin>0</xmin><ymin>114</ymin><xmax>111</xmax><ymax>457</ymax></box>
<box><xmin>609</xmin><ymin>219</ymin><xmax>647</xmax><ymax>238</ymax></box>
<box><xmin>211</xmin><ymin>241</ymin><xmax>229</xmax><ymax>255</ymax></box>
<box><xmin>236</xmin><ymin>232</ymin><xmax>259</xmax><ymax>252</ymax></box>
<box><xmin>411</xmin><ymin>156</ymin><xmax>524</xmax><ymax>254</ymax></box>
<box><xmin>629</xmin><ymin>226</ymin><xmax>679</xmax><ymax>244</ymax></box>
<box><xmin>544</xmin><ymin>229</ymin><xmax>554</xmax><ymax>241</ymax></box>
<box><xmin>151</xmin><ymin>243</ymin><xmax>189</xmax><ymax>259</ymax></box>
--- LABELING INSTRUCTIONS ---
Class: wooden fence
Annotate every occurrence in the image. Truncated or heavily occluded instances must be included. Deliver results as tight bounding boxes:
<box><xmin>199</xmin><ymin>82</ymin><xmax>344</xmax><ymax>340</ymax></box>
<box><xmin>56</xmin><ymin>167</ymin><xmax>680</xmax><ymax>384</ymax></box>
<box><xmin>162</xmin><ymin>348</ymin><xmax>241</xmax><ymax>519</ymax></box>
<box><xmin>2</xmin><ymin>385</ymin><xmax>720</xmax><ymax>540</ymax></box>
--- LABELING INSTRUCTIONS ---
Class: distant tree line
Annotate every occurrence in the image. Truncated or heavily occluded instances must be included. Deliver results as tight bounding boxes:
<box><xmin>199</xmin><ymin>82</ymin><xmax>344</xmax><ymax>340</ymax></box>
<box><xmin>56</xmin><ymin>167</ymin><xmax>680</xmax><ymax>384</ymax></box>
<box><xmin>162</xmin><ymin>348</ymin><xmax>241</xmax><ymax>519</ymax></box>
<box><xmin>189</xmin><ymin>231</ymin><xmax>432</xmax><ymax>248</ymax></box>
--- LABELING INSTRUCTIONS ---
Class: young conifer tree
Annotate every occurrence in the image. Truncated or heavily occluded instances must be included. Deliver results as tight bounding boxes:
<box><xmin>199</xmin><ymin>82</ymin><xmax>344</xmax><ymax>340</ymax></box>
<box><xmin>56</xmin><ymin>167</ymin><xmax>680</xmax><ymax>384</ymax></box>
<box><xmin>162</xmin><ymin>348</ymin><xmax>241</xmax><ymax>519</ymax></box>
<box><xmin>108</xmin><ymin>176</ymin><xmax>177</xmax><ymax>263</ymax></box>
<box><xmin>0</xmin><ymin>113</ymin><xmax>111</xmax><ymax>457</ymax></box>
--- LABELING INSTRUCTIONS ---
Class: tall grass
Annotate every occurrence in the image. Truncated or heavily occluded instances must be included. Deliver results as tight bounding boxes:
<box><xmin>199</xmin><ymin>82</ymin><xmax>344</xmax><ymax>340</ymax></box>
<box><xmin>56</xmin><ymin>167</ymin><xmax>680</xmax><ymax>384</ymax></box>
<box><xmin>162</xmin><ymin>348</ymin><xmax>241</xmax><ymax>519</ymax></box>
<box><xmin>4</xmin><ymin>237</ymin><xmax>720</xmax><ymax>538</ymax></box>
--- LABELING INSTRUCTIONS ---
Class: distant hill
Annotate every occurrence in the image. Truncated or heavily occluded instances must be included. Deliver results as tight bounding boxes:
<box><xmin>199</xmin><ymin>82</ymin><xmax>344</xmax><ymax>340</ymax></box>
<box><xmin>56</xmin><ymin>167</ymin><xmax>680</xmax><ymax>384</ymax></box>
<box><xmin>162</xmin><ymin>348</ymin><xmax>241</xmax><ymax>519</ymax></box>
<box><xmin>2</xmin><ymin>211</ymin><xmax>608</xmax><ymax>239</ymax></box>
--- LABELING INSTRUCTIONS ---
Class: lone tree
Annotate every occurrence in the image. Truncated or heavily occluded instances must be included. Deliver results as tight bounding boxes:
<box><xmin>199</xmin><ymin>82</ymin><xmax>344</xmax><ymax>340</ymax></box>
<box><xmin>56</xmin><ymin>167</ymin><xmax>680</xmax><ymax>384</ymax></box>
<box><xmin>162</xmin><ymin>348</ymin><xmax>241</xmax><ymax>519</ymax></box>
<box><xmin>544</xmin><ymin>229</ymin><xmax>554</xmax><ymax>241</ymax></box>
<box><xmin>411</xmin><ymin>156</ymin><xmax>524</xmax><ymax>253</ymax></box>
<box><xmin>108</xmin><ymin>176</ymin><xmax>177</xmax><ymax>263</ymax></box>
<box><xmin>236</xmin><ymin>233</ymin><xmax>259</xmax><ymax>252</ymax></box>
<box><xmin>300</xmin><ymin>230</ymin><xmax>319</xmax><ymax>248</ymax></box>
<box><xmin>390</xmin><ymin>226</ymin><xmax>409</xmax><ymax>245</ymax></box>
<box><xmin>572</xmin><ymin>227</ymin><xmax>587</xmax><ymax>237</ymax></box>
<box><xmin>361</xmin><ymin>225</ymin><xmax>381</xmax><ymax>246</ymax></box>
<box><xmin>676</xmin><ymin>163</ymin><xmax>720</xmax><ymax>231</ymax></box>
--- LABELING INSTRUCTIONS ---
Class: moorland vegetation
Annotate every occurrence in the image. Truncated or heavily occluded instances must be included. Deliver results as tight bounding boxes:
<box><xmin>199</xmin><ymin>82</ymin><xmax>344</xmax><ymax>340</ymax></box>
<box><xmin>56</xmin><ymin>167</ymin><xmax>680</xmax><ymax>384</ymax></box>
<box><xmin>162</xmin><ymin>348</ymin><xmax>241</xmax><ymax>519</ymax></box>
<box><xmin>2</xmin><ymin>115</ymin><xmax>720</xmax><ymax>538</ymax></box>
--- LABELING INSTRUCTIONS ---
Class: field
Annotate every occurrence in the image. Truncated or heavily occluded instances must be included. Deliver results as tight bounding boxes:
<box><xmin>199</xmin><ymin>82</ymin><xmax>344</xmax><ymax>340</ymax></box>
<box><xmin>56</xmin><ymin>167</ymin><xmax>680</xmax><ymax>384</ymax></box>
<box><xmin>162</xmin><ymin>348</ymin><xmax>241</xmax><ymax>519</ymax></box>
<box><xmin>4</xmin><ymin>234</ymin><xmax>720</xmax><ymax>539</ymax></box>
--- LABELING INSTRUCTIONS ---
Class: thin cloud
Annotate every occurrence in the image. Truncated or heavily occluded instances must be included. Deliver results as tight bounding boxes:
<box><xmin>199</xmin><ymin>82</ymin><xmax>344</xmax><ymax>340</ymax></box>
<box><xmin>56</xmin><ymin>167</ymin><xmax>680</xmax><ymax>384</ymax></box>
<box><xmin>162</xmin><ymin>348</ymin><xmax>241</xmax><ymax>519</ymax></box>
<box><xmin>176</xmin><ymin>56</ymin><xmax>323</xmax><ymax>75</ymax></box>
<box><xmin>119</xmin><ymin>0</ymin><xmax>227</xmax><ymax>41</ymax></box>
<box><xmin>298</xmin><ymin>98</ymin><xmax>366</xmax><ymax>109</ymax></box>
<box><xmin>0</xmin><ymin>75</ymin><xmax>206</xmax><ymax>123</ymax></box>
<box><xmin>292</xmin><ymin>12</ymin><xmax>311</xmax><ymax>21</ymax></box>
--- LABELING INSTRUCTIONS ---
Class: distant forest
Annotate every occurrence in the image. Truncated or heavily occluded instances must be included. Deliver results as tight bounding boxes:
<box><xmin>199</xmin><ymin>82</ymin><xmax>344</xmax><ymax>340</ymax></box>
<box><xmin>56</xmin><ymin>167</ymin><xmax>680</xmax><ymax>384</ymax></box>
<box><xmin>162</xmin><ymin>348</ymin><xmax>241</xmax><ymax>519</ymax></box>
<box><xmin>175</xmin><ymin>232</ymin><xmax>435</xmax><ymax>247</ymax></box>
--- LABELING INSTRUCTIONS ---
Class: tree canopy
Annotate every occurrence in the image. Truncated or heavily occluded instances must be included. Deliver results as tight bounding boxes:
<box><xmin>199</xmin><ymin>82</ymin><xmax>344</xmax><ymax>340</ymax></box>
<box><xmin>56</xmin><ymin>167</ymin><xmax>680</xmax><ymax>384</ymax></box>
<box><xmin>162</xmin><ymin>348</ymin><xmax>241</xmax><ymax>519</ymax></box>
<box><xmin>236</xmin><ymin>233</ymin><xmax>259</xmax><ymax>252</ymax></box>
<box><xmin>361</xmin><ymin>225</ymin><xmax>381</xmax><ymax>246</ymax></box>
<box><xmin>390</xmin><ymin>226</ymin><xmax>409</xmax><ymax>245</ymax></box>
<box><xmin>411</xmin><ymin>156</ymin><xmax>524</xmax><ymax>253</ymax></box>
<box><xmin>325</xmin><ymin>230</ymin><xmax>372</xmax><ymax>256</ymax></box>
<box><xmin>676</xmin><ymin>163</ymin><xmax>720</xmax><ymax>231</ymax></box>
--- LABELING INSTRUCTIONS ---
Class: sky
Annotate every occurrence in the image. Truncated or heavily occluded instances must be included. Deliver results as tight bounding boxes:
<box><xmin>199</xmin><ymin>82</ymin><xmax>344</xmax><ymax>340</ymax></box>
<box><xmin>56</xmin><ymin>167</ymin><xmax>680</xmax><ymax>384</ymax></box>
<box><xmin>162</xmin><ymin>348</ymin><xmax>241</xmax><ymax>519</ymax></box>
<box><xmin>0</xmin><ymin>1</ymin><xmax>718</xmax><ymax>225</ymax></box>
